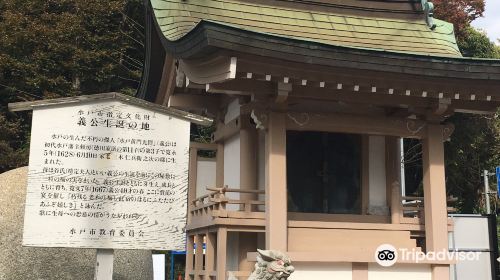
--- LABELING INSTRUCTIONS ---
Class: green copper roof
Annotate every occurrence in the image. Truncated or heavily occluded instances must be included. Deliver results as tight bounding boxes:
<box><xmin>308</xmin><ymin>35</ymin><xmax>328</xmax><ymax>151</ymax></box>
<box><xmin>150</xmin><ymin>0</ymin><xmax>462</xmax><ymax>57</ymax></box>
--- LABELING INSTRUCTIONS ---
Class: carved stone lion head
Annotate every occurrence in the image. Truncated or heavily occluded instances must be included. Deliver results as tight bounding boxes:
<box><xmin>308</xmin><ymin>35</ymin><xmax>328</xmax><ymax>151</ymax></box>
<box><xmin>248</xmin><ymin>249</ymin><xmax>295</xmax><ymax>280</ymax></box>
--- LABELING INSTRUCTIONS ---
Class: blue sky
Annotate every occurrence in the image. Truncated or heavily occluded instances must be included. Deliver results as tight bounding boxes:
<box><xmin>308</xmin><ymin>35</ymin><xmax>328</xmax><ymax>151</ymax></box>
<box><xmin>471</xmin><ymin>0</ymin><xmax>500</xmax><ymax>44</ymax></box>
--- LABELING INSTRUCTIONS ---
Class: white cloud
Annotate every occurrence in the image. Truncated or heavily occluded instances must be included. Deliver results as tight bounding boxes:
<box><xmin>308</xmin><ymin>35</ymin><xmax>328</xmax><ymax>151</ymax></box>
<box><xmin>471</xmin><ymin>0</ymin><xmax>500</xmax><ymax>44</ymax></box>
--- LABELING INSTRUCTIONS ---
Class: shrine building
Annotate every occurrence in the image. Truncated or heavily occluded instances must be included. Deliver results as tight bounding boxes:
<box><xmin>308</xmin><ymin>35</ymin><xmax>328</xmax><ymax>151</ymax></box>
<box><xmin>137</xmin><ymin>0</ymin><xmax>500</xmax><ymax>279</ymax></box>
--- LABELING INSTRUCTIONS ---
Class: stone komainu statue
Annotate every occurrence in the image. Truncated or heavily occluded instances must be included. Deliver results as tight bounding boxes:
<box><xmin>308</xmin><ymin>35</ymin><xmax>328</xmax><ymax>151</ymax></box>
<box><xmin>248</xmin><ymin>249</ymin><xmax>295</xmax><ymax>280</ymax></box>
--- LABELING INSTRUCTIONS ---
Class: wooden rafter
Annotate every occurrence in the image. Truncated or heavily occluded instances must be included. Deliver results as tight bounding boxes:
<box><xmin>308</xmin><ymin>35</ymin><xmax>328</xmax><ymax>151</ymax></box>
<box><xmin>155</xmin><ymin>54</ymin><xmax>176</xmax><ymax>106</ymax></box>
<box><xmin>179</xmin><ymin>56</ymin><xmax>237</xmax><ymax>85</ymax></box>
<box><xmin>196</xmin><ymin>75</ymin><xmax>499</xmax><ymax>114</ymax></box>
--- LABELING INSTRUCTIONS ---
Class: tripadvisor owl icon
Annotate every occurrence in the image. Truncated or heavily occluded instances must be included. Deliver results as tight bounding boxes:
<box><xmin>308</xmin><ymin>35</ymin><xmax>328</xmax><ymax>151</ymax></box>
<box><xmin>375</xmin><ymin>244</ymin><xmax>398</xmax><ymax>267</ymax></box>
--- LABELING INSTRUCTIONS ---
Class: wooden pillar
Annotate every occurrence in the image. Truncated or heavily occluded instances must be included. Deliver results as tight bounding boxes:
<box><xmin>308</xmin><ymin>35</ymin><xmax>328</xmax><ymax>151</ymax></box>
<box><xmin>186</xmin><ymin>235</ymin><xmax>194</xmax><ymax>280</ymax></box>
<box><xmin>361</xmin><ymin>136</ymin><xmax>369</xmax><ymax>215</ymax></box>
<box><xmin>352</xmin><ymin>263</ymin><xmax>368</xmax><ymax>280</ymax></box>
<box><xmin>216</xmin><ymin>144</ymin><xmax>224</xmax><ymax>187</ymax></box>
<box><xmin>239</xmin><ymin>115</ymin><xmax>258</xmax><ymax>271</ymax></box>
<box><xmin>205</xmin><ymin>232</ymin><xmax>216</xmax><ymax>279</ymax></box>
<box><xmin>240</xmin><ymin>115</ymin><xmax>258</xmax><ymax>201</ymax></box>
<box><xmin>195</xmin><ymin>234</ymin><xmax>204</xmax><ymax>279</ymax></box>
<box><xmin>390</xmin><ymin>182</ymin><xmax>402</xmax><ymax>224</ymax></box>
<box><xmin>188</xmin><ymin>148</ymin><xmax>198</xmax><ymax>222</ymax></box>
<box><xmin>386</xmin><ymin>137</ymin><xmax>401</xmax><ymax>224</ymax></box>
<box><xmin>238</xmin><ymin>233</ymin><xmax>257</xmax><ymax>272</ymax></box>
<box><xmin>422</xmin><ymin>124</ymin><xmax>450</xmax><ymax>279</ymax></box>
<box><xmin>216</xmin><ymin>227</ymin><xmax>227</xmax><ymax>280</ymax></box>
<box><xmin>265</xmin><ymin>112</ymin><xmax>287</xmax><ymax>251</ymax></box>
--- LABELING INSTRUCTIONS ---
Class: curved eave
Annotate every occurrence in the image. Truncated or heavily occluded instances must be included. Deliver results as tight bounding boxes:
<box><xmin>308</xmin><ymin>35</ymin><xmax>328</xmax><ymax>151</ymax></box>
<box><xmin>155</xmin><ymin>19</ymin><xmax>500</xmax><ymax>82</ymax></box>
<box><xmin>150</xmin><ymin>0</ymin><xmax>461</xmax><ymax>57</ymax></box>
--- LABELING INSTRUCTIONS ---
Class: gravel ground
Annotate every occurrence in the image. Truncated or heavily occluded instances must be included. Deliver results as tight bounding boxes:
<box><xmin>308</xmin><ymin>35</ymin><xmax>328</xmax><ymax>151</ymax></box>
<box><xmin>0</xmin><ymin>167</ymin><xmax>153</xmax><ymax>280</ymax></box>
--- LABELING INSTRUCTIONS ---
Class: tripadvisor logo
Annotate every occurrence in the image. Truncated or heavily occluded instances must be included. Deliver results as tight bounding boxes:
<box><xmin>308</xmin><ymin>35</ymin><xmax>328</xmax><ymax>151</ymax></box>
<box><xmin>375</xmin><ymin>243</ymin><xmax>481</xmax><ymax>267</ymax></box>
<box><xmin>375</xmin><ymin>244</ymin><xmax>398</xmax><ymax>267</ymax></box>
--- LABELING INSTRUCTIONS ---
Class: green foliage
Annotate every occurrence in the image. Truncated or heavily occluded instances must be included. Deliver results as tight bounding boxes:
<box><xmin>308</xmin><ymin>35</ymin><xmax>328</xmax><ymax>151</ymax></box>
<box><xmin>445</xmin><ymin>113</ymin><xmax>500</xmax><ymax>213</ymax></box>
<box><xmin>458</xmin><ymin>27</ymin><xmax>500</xmax><ymax>58</ymax></box>
<box><xmin>191</xmin><ymin>123</ymin><xmax>216</xmax><ymax>158</ymax></box>
<box><xmin>0</xmin><ymin>113</ymin><xmax>30</xmax><ymax>171</ymax></box>
<box><xmin>433</xmin><ymin>1</ymin><xmax>500</xmax><ymax>213</ymax></box>
<box><xmin>190</xmin><ymin>124</ymin><xmax>215</xmax><ymax>144</ymax></box>
<box><xmin>0</xmin><ymin>0</ymin><xmax>144</xmax><ymax>173</ymax></box>
<box><xmin>443</xmin><ymin>26</ymin><xmax>500</xmax><ymax>213</ymax></box>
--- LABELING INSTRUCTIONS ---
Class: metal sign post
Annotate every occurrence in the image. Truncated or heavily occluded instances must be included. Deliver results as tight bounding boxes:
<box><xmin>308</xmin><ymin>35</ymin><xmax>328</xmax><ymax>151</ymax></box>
<box><xmin>496</xmin><ymin>167</ymin><xmax>500</xmax><ymax>198</ymax></box>
<box><xmin>94</xmin><ymin>249</ymin><xmax>114</xmax><ymax>280</ymax></box>
<box><xmin>484</xmin><ymin>170</ymin><xmax>491</xmax><ymax>214</ymax></box>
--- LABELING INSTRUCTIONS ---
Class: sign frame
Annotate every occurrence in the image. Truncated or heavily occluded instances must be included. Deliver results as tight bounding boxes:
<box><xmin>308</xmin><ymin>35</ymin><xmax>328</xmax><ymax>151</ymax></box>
<box><xmin>9</xmin><ymin>92</ymin><xmax>212</xmax><ymax>251</ymax></box>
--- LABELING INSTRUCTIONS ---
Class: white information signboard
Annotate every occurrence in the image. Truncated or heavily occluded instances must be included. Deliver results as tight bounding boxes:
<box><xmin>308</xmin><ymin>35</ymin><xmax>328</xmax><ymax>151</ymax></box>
<box><xmin>22</xmin><ymin>99</ymin><xmax>190</xmax><ymax>250</ymax></box>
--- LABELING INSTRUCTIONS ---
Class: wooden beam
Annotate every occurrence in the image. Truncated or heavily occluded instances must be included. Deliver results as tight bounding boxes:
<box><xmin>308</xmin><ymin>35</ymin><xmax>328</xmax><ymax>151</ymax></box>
<box><xmin>286</xmin><ymin>112</ymin><xmax>428</xmax><ymax>138</ymax></box>
<box><xmin>291</xmin><ymin>86</ymin><xmax>434</xmax><ymax>108</ymax></box>
<box><xmin>185</xmin><ymin>78</ymin><xmax>206</xmax><ymax>90</ymax></box>
<box><xmin>276</xmin><ymin>82</ymin><xmax>292</xmax><ymax>103</ymax></box>
<box><xmin>206</xmin><ymin>79</ymin><xmax>275</xmax><ymax>96</ymax></box>
<box><xmin>235</xmin><ymin>52</ymin><xmax>500</xmax><ymax>100</ymax></box>
<box><xmin>201</xmin><ymin>75</ymin><xmax>499</xmax><ymax>114</ymax></box>
<box><xmin>180</xmin><ymin>56</ymin><xmax>237</xmax><ymax>85</ymax></box>
<box><xmin>422</xmin><ymin>124</ymin><xmax>450</xmax><ymax>280</ymax></box>
<box><xmin>237</xmin><ymin>55</ymin><xmax>500</xmax><ymax>98</ymax></box>
<box><xmin>452</xmin><ymin>99</ymin><xmax>499</xmax><ymax>114</ymax></box>
<box><xmin>213</xmin><ymin>117</ymin><xmax>241</xmax><ymax>142</ymax></box>
<box><xmin>265</xmin><ymin>112</ymin><xmax>288</xmax><ymax>251</ymax></box>
<box><xmin>288</xmin><ymin>220</ymin><xmax>426</xmax><ymax>231</ymax></box>
<box><xmin>288</xmin><ymin>212</ymin><xmax>390</xmax><ymax>223</ymax></box>
<box><xmin>432</xmin><ymin>98</ymin><xmax>451</xmax><ymax>115</ymax></box>
<box><xmin>168</xmin><ymin>93</ymin><xmax>220</xmax><ymax>114</ymax></box>
<box><xmin>190</xmin><ymin>142</ymin><xmax>218</xmax><ymax>151</ymax></box>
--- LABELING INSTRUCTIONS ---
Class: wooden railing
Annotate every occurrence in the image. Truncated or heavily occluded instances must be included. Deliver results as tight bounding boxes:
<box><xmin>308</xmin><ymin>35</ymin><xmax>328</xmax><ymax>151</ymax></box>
<box><xmin>190</xmin><ymin>186</ymin><xmax>265</xmax><ymax>220</ymax></box>
<box><xmin>400</xmin><ymin>196</ymin><xmax>424</xmax><ymax>224</ymax></box>
<box><xmin>189</xmin><ymin>187</ymin><xmax>457</xmax><ymax>230</ymax></box>
<box><xmin>188</xmin><ymin>269</ymin><xmax>251</xmax><ymax>279</ymax></box>
<box><xmin>400</xmin><ymin>196</ymin><xmax>457</xmax><ymax>225</ymax></box>
<box><xmin>227</xmin><ymin>271</ymin><xmax>252</xmax><ymax>280</ymax></box>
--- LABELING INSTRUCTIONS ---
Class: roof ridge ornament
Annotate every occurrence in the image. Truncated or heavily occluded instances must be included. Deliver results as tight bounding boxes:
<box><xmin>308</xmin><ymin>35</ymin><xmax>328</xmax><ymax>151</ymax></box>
<box><xmin>421</xmin><ymin>0</ymin><xmax>437</xmax><ymax>30</ymax></box>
